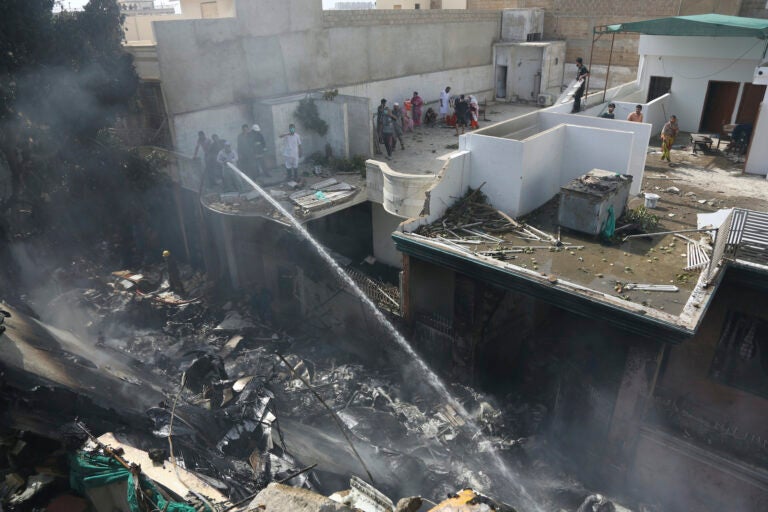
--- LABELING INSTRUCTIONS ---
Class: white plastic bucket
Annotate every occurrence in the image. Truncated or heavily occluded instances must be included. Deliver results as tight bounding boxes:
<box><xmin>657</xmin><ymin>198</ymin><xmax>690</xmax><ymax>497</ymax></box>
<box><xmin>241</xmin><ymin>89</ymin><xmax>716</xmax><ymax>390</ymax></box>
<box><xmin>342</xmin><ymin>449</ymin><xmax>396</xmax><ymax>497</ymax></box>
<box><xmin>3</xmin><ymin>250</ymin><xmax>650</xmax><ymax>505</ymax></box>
<box><xmin>644</xmin><ymin>193</ymin><xmax>660</xmax><ymax>209</ymax></box>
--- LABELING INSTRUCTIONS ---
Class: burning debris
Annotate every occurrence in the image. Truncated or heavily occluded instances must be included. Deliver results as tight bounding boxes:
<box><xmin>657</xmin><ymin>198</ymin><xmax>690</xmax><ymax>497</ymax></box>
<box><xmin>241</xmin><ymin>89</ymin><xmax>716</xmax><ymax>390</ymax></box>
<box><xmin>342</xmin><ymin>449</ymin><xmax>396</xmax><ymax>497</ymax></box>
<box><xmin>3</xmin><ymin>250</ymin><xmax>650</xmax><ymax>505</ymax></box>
<box><xmin>1</xmin><ymin>241</ymin><xmax>637</xmax><ymax>512</ymax></box>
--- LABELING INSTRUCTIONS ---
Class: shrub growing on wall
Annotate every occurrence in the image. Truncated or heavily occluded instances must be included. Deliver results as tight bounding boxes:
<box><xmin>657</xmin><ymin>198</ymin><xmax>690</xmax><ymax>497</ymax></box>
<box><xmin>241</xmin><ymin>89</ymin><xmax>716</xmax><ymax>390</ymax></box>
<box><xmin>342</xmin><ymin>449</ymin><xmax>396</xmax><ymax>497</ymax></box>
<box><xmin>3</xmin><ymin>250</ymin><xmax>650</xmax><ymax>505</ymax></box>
<box><xmin>294</xmin><ymin>98</ymin><xmax>328</xmax><ymax>136</ymax></box>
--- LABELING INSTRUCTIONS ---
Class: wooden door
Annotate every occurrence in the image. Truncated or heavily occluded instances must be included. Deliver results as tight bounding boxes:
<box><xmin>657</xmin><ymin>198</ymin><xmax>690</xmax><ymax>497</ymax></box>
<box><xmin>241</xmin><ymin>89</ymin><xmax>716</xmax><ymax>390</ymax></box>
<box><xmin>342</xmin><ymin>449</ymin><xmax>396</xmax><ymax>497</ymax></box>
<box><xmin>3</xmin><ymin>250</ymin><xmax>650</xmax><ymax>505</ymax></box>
<box><xmin>699</xmin><ymin>81</ymin><xmax>739</xmax><ymax>133</ymax></box>
<box><xmin>736</xmin><ymin>83</ymin><xmax>767</xmax><ymax>125</ymax></box>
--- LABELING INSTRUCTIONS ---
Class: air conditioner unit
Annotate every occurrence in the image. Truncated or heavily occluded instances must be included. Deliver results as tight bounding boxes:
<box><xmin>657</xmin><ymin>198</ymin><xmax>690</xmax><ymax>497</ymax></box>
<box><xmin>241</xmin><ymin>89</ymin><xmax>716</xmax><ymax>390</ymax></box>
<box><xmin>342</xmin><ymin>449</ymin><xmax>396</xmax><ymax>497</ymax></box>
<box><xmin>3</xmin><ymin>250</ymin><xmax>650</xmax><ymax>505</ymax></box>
<box><xmin>537</xmin><ymin>93</ymin><xmax>554</xmax><ymax>107</ymax></box>
<box><xmin>754</xmin><ymin>62</ymin><xmax>768</xmax><ymax>85</ymax></box>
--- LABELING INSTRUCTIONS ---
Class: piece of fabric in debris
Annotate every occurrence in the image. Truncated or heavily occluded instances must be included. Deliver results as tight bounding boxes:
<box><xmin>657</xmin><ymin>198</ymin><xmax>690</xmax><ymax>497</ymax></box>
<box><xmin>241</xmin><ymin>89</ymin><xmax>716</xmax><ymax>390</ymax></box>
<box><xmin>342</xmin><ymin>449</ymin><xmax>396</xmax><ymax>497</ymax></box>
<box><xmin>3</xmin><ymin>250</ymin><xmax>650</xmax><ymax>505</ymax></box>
<box><xmin>601</xmin><ymin>205</ymin><xmax>615</xmax><ymax>240</ymax></box>
<box><xmin>69</xmin><ymin>453</ymin><xmax>205</xmax><ymax>512</ymax></box>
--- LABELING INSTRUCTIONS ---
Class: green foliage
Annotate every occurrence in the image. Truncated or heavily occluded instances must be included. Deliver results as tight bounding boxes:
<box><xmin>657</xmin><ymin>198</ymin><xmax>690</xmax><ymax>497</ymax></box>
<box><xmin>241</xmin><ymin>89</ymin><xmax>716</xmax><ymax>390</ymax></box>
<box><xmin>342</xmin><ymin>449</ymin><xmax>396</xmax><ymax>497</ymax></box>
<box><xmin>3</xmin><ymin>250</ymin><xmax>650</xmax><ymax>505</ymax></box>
<box><xmin>622</xmin><ymin>206</ymin><xmax>660</xmax><ymax>232</ymax></box>
<box><xmin>294</xmin><ymin>98</ymin><xmax>328</xmax><ymax>136</ymax></box>
<box><xmin>0</xmin><ymin>0</ymin><xmax>148</xmax><ymax>244</ymax></box>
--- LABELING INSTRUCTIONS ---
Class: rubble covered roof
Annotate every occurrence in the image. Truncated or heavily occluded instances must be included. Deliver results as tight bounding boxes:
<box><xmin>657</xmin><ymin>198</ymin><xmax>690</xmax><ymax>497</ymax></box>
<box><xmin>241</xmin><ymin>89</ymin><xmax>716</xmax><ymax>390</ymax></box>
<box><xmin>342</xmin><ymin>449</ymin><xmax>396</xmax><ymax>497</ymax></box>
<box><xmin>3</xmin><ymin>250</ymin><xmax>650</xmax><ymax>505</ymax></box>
<box><xmin>394</xmin><ymin>188</ymin><xmax>728</xmax><ymax>343</ymax></box>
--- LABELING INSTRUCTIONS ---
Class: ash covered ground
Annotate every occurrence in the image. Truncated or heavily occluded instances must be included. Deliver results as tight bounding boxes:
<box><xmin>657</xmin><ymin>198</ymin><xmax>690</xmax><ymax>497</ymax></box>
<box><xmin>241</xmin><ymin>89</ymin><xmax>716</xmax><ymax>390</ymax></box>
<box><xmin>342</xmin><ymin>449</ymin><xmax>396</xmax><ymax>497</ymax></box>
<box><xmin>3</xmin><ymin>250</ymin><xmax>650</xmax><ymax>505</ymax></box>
<box><xmin>0</xmin><ymin>239</ymin><xmax>627</xmax><ymax>511</ymax></box>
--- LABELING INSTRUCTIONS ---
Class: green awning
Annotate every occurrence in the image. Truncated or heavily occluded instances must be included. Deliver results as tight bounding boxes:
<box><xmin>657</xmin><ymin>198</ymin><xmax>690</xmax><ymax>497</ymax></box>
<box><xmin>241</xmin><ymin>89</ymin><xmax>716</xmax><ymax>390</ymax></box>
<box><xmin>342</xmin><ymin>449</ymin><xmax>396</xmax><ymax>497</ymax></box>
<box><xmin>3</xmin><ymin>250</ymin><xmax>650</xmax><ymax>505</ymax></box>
<box><xmin>602</xmin><ymin>14</ymin><xmax>768</xmax><ymax>39</ymax></box>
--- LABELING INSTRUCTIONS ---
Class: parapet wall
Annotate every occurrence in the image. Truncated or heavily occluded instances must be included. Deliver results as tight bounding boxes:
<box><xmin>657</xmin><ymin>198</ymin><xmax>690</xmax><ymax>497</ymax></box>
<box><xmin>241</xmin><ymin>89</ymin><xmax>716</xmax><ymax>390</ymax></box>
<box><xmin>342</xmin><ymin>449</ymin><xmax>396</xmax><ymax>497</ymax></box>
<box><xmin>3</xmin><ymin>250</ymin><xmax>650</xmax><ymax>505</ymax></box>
<box><xmin>322</xmin><ymin>9</ymin><xmax>500</xmax><ymax>27</ymax></box>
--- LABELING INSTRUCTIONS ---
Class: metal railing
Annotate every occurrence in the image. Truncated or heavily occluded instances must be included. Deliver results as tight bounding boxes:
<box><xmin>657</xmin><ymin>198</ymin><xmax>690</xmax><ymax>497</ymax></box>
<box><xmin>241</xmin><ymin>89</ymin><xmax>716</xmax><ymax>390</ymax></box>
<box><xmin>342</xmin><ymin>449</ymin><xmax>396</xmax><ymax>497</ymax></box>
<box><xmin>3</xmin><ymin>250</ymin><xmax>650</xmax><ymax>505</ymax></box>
<box><xmin>345</xmin><ymin>267</ymin><xmax>401</xmax><ymax>315</ymax></box>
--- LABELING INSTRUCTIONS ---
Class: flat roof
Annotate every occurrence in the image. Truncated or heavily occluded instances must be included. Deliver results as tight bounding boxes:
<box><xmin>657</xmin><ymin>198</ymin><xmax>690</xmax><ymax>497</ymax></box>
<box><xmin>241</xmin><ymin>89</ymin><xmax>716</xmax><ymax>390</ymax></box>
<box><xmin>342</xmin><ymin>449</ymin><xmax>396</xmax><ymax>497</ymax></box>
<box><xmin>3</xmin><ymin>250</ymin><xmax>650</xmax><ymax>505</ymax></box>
<box><xmin>394</xmin><ymin>144</ymin><xmax>768</xmax><ymax>342</ymax></box>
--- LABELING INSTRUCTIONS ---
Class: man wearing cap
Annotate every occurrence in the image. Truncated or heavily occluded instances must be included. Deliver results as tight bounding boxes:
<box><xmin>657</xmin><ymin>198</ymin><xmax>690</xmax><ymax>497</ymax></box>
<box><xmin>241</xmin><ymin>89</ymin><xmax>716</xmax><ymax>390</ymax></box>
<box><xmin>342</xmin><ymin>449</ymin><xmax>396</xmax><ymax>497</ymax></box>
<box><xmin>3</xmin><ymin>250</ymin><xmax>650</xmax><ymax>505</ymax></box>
<box><xmin>600</xmin><ymin>103</ymin><xmax>616</xmax><ymax>119</ymax></box>
<box><xmin>252</xmin><ymin>124</ymin><xmax>270</xmax><ymax>178</ymax></box>
<box><xmin>571</xmin><ymin>58</ymin><xmax>589</xmax><ymax>113</ymax></box>
<box><xmin>279</xmin><ymin>124</ymin><xmax>302</xmax><ymax>181</ymax></box>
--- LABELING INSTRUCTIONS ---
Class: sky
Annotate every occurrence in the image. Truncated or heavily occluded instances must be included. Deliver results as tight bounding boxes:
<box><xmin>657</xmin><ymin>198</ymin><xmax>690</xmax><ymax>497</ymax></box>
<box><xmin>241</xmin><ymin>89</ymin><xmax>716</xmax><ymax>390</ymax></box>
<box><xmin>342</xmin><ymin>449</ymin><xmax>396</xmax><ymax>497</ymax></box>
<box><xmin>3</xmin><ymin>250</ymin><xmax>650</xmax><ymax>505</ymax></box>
<box><xmin>57</xmin><ymin>0</ymin><xmax>340</xmax><ymax>11</ymax></box>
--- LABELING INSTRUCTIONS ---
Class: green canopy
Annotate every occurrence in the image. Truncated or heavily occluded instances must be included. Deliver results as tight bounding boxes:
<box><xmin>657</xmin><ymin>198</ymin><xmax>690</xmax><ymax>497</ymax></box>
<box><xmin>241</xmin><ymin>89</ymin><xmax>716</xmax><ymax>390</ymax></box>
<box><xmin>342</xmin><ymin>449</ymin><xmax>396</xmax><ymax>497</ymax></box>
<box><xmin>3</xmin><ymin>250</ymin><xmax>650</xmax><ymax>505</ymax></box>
<box><xmin>602</xmin><ymin>14</ymin><xmax>768</xmax><ymax>39</ymax></box>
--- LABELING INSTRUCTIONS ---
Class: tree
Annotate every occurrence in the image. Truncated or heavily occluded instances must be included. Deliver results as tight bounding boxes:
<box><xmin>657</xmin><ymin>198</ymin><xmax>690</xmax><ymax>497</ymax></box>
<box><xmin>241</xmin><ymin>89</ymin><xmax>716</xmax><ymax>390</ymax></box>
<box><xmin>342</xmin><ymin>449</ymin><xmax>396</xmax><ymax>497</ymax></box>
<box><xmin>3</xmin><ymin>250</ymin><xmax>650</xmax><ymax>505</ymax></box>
<box><xmin>0</xmin><ymin>0</ymin><xmax>161</xmax><ymax>246</ymax></box>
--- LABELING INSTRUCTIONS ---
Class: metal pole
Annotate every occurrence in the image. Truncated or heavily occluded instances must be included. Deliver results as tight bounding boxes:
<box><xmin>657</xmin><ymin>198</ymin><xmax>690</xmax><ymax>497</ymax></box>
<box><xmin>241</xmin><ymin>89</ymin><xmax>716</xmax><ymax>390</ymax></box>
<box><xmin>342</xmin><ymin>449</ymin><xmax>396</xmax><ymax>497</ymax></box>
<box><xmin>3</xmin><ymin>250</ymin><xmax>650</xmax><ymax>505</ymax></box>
<box><xmin>586</xmin><ymin>29</ymin><xmax>599</xmax><ymax>110</ymax></box>
<box><xmin>602</xmin><ymin>32</ymin><xmax>615</xmax><ymax>104</ymax></box>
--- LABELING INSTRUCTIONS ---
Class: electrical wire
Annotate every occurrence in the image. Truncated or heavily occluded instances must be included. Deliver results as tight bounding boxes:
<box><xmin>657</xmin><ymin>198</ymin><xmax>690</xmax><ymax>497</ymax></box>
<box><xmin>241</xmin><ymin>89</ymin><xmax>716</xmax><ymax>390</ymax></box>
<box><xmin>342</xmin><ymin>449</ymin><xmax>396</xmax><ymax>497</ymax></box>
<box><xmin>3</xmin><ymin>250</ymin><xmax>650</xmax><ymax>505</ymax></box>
<box><xmin>660</xmin><ymin>39</ymin><xmax>762</xmax><ymax>80</ymax></box>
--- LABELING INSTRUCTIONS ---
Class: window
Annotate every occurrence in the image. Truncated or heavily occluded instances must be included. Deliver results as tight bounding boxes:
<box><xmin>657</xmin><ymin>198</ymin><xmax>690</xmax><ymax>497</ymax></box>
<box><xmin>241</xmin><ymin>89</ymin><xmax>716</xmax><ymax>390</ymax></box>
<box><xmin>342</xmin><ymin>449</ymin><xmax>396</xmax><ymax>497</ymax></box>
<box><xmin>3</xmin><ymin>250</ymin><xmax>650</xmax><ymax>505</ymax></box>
<box><xmin>526</xmin><ymin>33</ymin><xmax>542</xmax><ymax>42</ymax></box>
<box><xmin>415</xmin><ymin>3</ymin><xmax>420</xmax><ymax>8</ymax></box>
<box><xmin>647</xmin><ymin>76</ymin><xmax>672</xmax><ymax>102</ymax></box>
<box><xmin>710</xmin><ymin>311</ymin><xmax>768</xmax><ymax>399</ymax></box>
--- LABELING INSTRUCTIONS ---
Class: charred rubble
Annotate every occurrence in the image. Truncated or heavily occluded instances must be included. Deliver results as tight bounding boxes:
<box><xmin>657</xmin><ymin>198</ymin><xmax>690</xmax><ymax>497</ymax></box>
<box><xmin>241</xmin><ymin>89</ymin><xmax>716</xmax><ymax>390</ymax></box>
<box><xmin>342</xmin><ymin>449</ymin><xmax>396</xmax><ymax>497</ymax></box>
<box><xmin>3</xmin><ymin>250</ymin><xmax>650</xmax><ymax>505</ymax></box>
<box><xmin>0</xmin><ymin>251</ymin><xmax>625</xmax><ymax>511</ymax></box>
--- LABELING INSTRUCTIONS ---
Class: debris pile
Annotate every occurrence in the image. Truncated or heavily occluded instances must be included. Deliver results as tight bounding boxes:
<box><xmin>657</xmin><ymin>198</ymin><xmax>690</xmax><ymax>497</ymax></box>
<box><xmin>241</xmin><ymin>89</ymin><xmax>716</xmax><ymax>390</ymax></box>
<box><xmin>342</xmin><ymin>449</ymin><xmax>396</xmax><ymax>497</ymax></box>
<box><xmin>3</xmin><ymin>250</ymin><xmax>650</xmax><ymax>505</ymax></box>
<box><xmin>413</xmin><ymin>186</ymin><xmax>567</xmax><ymax>262</ymax></box>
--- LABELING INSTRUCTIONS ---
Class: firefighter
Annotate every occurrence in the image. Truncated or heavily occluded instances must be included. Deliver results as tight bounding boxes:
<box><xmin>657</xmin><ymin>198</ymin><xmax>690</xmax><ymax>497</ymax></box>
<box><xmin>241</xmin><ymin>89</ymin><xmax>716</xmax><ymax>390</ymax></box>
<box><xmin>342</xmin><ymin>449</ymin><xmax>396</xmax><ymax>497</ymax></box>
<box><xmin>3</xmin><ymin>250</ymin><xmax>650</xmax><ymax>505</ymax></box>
<box><xmin>162</xmin><ymin>250</ymin><xmax>185</xmax><ymax>295</ymax></box>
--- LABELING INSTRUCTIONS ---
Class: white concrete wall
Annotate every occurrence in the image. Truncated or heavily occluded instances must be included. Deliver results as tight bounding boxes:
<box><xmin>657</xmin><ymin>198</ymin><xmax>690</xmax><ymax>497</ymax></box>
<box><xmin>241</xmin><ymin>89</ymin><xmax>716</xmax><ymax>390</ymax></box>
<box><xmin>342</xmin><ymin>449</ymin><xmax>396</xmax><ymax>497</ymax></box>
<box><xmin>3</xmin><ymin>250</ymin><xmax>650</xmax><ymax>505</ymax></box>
<box><xmin>154</xmin><ymin>1</ymin><xmax>501</xmax><ymax>153</ymax></box>
<box><xmin>638</xmin><ymin>35</ymin><xmax>764</xmax><ymax>133</ymax></box>
<box><xmin>540</xmin><ymin>112</ymin><xmax>649</xmax><ymax>195</ymax></box>
<box><xmin>560</xmin><ymin>124</ymin><xmax>633</xmax><ymax>189</ymax></box>
<box><xmin>500</xmin><ymin>8</ymin><xmax>543</xmax><ymax>42</ymax></box>
<box><xmin>518</xmin><ymin>126</ymin><xmax>565</xmax><ymax>214</ymax></box>
<box><xmin>337</xmin><ymin>65</ymin><xmax>495</xmax><ymax>118</ymax></box>
<box><xmin>465</xmin><ymin>134</ymin><xmax>524</xmax><ymax>216</ymax></box>
<box><xmin>372</xmin><ymin>203</ymin><xmax>405</xmax><ymax>268</ymax></box>
<box><xmin>366</xmin><ymin>161</ymin><xmax>438</xmax><ymax>219</ymax></box>
<box><xmin>398</xmin><ymin>151</ymin><xmax>472</xmax><ymax>232</ymax></box>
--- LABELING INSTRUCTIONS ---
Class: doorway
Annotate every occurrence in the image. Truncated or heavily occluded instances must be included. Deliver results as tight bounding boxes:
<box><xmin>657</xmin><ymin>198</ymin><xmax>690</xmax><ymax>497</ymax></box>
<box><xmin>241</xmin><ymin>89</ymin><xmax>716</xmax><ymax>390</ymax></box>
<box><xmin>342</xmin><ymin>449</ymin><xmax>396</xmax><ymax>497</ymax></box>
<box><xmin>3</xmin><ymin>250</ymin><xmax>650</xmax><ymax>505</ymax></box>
<box><xmin>647</xmin><ymin>76</ymin><xmax>672</xmax><ymax>102</ymax></box>
<box><xmin>736</xmin><ymin>83</ymin><xmax>767</xmax><ymax>125</ymax></box>
<box><xmin>699</xmin><ymin>81</ymin><xmax>739</xmax><ymax>133</ymax></box>
<box><xmin>496</xmin><ymin>65</ymin><xmax>508</xmax><ymax>99</ymax></box>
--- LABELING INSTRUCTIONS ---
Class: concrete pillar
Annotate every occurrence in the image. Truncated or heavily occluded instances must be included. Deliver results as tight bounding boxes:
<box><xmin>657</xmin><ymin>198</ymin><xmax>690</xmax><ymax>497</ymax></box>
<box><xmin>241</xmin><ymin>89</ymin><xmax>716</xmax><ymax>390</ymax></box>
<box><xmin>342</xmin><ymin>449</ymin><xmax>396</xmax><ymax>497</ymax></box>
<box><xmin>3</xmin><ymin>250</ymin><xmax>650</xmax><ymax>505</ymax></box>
<box><xmin>745</xmin><ymin>88</ymin><xmax>768</xmax><ymax>176</ymax></box>
<box><xmin>603</xmin><ymin>339</ymin><xmax>666</xmax><ymax>487</ymax></box>
<box><xmin>401</xmin><ymin>253</ymin><xmax>412</xmax><ymax>322</ymax></box>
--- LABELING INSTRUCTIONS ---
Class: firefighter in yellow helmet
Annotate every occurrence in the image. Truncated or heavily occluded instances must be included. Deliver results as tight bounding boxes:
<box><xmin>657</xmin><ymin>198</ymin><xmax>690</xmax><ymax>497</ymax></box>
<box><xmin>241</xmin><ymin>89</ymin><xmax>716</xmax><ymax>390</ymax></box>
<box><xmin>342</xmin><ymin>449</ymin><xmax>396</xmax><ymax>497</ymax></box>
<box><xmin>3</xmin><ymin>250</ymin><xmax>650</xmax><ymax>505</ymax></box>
<box><xmin>162</xmin><ymin>250</ymin><xmax>185</xmax><ymax>295</ymax></box>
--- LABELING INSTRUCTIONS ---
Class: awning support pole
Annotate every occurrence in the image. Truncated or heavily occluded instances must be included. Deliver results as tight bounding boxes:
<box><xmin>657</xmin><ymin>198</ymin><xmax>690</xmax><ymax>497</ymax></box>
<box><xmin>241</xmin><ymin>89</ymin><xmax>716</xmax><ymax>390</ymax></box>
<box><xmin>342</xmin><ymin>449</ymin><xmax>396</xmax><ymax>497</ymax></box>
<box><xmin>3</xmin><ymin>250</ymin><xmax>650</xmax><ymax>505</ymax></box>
<box><xmin>603</xmin><ymin>32</ymin><xmax>616</xmax><ymax>103</ymax></box>
<box><xmin>586</xmin><ymin>29</ymin><xmax>599</xmax><ymax>108</ymax></box>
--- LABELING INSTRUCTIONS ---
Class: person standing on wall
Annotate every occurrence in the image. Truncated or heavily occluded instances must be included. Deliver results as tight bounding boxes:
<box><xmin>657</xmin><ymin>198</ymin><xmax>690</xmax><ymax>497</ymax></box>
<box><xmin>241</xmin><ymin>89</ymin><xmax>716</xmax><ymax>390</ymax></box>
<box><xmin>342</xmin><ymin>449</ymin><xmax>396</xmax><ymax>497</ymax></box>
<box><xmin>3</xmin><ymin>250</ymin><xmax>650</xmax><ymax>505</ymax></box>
<box><xmin>660</xmin><ymin>115</ymin><xmax>679</xmax><ymax>164</ymax></box>
<box><xmin>571</xmin><ymin>57</ymin><xmax>589</xmax><ymax>114</ymax></box>
<box><xmin>280</xmin><ymin>123</ymin><xmax>302</xmax><ymax>182</ymax></box>
<box><xmin>627</xmin><ymin>105</ymin><xmax>644</xmax><ymax>122</ymax></box>
<box><xmin>411</xmin><ymin>91</ymin><xmax>424</xmax><ymax>128</ymax></box>
<box><xmin>439</xmin><ymin>86</ymin><xmax>451</xmax><ymax>123</ymax></box>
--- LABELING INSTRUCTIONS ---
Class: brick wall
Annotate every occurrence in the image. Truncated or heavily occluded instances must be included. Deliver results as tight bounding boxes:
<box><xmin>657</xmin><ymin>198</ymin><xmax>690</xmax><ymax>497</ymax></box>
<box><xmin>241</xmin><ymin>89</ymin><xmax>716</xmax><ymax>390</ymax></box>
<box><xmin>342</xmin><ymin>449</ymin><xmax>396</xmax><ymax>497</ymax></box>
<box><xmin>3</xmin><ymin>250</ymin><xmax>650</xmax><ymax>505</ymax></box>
<box><xmin>740</xmin><ymin>0</ymin><xmax>768</xmax><ymax>18</ymax></box>
<box><xmin>322</xmin><ymin>9</ymin><xmax>500</xmax><ymax>26</ymax></box>
<box><xmin>468</xmin><ymin>0</ymin><xmax>743</xmax><ymax>77</ymax></box>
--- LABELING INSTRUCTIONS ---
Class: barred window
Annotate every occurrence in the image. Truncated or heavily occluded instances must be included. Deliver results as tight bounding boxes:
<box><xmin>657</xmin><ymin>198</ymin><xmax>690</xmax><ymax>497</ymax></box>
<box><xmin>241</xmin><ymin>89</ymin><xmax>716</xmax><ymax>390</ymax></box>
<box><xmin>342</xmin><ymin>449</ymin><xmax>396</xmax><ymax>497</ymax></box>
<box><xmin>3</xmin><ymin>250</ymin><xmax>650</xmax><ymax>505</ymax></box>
<box><xmin>710</xmin><ymin>311</ymin><xmax>768</xmax><ymax>398</ymax></box>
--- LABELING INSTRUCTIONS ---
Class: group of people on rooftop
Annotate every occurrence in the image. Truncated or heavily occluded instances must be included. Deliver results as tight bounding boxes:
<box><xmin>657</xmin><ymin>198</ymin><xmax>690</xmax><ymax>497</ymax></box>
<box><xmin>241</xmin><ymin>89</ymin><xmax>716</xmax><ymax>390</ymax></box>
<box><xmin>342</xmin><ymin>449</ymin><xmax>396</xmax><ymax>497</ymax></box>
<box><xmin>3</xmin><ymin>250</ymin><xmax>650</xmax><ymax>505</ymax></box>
<box><xmin>375</xmin><ymin>88</ymin><xmax>481</xmax><ymax>159</ymax></box>
<box><xmin>193</xmin><ymin>123</ymin><xmax>305</xmax><ymax>187</ymax></box>
<box><xmin>573</xmin><ymin>57</ymin><xmax>680</xmax><ymax>165</ymax></box>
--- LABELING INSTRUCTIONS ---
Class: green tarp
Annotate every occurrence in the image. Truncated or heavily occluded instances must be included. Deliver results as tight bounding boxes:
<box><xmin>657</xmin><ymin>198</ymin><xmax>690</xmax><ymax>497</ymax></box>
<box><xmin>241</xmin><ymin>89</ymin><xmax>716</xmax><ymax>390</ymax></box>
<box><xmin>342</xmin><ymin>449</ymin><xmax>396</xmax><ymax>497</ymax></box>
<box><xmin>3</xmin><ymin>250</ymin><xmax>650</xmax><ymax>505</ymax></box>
<box><xmin>602</xmin><ymin>14</ymin><xmax>768</xmax><ymax>39</ymax></box>
<box><xmin>70</xmin><ymin>453</ymin><xmax>206</xmax><ymax>512</ymax></box>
